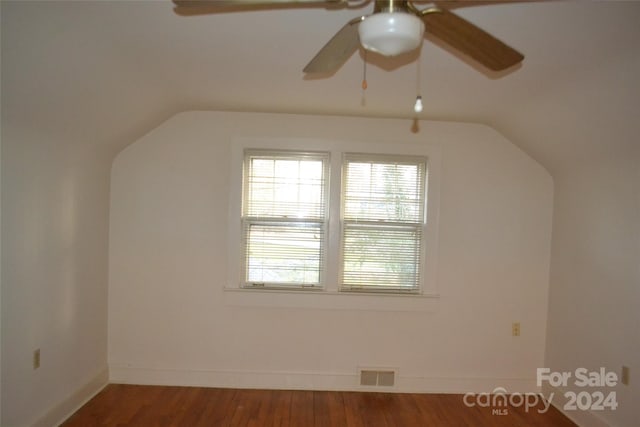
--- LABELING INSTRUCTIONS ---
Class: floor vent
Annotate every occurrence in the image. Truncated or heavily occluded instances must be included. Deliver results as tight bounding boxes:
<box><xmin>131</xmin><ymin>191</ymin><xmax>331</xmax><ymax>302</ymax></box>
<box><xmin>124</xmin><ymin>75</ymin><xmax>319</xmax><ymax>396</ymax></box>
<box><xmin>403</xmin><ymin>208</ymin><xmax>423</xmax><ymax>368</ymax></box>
<box><xmin>360</xmin><ymin>369</ymin><xmax>396</xmax><ymax>387</ymax></box>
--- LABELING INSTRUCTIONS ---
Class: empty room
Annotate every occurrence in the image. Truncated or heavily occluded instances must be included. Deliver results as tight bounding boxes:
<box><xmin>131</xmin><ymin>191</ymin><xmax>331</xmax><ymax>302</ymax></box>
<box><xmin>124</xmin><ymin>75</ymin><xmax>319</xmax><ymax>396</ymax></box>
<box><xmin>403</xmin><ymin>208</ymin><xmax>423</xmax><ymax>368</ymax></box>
<box><xmin>1</xmin><ymin>0</ymin><xmax>638</xmax><ymax>426</ymax></box>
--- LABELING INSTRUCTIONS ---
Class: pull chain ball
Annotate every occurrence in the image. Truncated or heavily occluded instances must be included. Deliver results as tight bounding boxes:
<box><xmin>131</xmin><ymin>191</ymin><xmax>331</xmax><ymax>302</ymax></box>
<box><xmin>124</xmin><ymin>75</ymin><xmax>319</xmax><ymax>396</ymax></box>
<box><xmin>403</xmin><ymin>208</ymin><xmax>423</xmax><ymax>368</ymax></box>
<box><xmin>414</xmin><ymin>95</ymin><xmax>423</xmax><ymax>113</ymax></box>
<box><xmin>414</xmin><ymin>51</ymin><xmax>423</xmax><ymax>114</ymax></box>
<box><xmin>360</xmin><ymin>51</ymin><xmax>368</xmax><ymax>106</ymax></box>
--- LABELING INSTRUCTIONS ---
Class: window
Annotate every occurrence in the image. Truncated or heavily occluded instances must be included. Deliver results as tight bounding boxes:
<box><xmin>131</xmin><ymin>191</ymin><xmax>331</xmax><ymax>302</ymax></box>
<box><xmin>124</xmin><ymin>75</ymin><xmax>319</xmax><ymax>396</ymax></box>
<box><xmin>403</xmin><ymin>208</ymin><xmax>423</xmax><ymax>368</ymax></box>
<box><xmin>242</xmin><ymin>150</ymin><xmax>329</xmax><ymax>289</ymax></box>
<box><xmin>341</xmin><ymin>154</ymin><xmax>427</xmax><ymax>293</ymax></box>
<box><xmin>239</xmin><ymin>149</ymin><xmax>429</xmax><ymax>294</ymax></box>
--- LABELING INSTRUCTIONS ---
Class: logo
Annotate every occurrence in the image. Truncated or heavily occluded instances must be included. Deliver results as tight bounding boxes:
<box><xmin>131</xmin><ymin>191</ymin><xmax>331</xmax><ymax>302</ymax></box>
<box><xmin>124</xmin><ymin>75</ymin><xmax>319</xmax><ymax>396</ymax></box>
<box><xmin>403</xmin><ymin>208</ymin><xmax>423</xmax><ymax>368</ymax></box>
<box><xmin>537</xmin><ymin>368</ymin><xmax>618</xmax><ymax>411</ymax></box>
<box><xmin>463</xmin><ymin>388</ymin><xmax>552</xmax><ymax>416</ymax></box>
<box><xmin>462</xmin><ymin>367</ymin><xmax>619</xmax><ymax>416</ymax></box>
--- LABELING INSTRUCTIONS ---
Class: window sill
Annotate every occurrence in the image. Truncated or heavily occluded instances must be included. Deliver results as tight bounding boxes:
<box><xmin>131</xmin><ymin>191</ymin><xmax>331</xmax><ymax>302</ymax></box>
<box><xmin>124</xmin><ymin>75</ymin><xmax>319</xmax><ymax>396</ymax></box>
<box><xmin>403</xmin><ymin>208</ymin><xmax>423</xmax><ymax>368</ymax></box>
<box><xmin>223</xmin><ymin>287</ymin><xmax>440</xmax><ymax>312</ymax></box>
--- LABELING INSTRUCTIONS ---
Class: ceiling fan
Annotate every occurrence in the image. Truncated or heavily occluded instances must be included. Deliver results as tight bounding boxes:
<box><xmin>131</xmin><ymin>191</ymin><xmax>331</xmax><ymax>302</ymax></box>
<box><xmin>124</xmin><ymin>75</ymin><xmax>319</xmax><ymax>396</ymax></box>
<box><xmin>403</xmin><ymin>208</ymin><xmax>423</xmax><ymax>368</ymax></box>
<box><xmin>173</xmin><ymin>0</ymin><xmax>524</xmax><ymax>75</ymax></box>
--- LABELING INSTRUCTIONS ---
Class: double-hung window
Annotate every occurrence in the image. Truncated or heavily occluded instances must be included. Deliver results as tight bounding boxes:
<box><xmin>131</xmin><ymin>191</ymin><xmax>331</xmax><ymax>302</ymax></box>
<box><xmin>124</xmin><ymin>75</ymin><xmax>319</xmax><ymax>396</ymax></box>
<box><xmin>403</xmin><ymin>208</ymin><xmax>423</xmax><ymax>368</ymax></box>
<box><xmin>241</xmin><ymin>150</ymin><xmax>329</xmax><ymax>289</ymax></box>
<box><xmin>340</xmin><ymin>154</ymin><xmax>427</xmax><ymax>293</ymax></box>
<box><xmin>240</xmin><ymin>149</ymin><xmax>428</xmax><ymax>294</ymax></box>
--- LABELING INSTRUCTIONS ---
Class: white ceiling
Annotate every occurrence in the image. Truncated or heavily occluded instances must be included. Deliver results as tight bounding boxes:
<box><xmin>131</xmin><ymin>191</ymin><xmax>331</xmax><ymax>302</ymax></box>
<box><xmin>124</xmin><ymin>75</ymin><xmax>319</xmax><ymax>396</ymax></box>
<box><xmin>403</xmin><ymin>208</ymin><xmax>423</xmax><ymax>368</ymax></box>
<box><xmin>3</xmin><ymin>0</ymin><xmax>640</xmax><ymax>173</ymax></box>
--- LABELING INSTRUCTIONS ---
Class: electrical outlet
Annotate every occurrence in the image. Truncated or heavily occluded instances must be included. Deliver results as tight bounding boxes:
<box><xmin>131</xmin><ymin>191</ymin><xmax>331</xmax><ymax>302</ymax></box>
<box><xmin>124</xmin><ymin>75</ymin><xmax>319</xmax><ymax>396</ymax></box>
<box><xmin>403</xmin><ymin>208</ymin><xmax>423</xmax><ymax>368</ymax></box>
<box><xmin>621</xmin><ymin>366</ymin><xmax>630</xmax><ymax>386</ymax></box>
<box><xmin>33</xmin><ymin>349</ymin><xmax>41</xmax><ymax>370</ymax></box>
<box><xmin>512</xmin><ymin>322</ymin><xmax>521</xmax><ymax>337</ymax></box>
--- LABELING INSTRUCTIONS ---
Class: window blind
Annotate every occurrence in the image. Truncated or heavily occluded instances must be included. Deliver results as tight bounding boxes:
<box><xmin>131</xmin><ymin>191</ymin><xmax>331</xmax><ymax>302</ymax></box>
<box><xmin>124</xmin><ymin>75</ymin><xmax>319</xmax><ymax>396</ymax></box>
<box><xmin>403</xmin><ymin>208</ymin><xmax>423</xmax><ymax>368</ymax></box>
<box><xmin>341</xmin><ymin>154</ymin><xmax>427</xmax><ymax>292</ymax></box>
<box><xmin>242</xmin><ymin>151</ymin><xmax>329</xmax><ymax>288</ymax></box>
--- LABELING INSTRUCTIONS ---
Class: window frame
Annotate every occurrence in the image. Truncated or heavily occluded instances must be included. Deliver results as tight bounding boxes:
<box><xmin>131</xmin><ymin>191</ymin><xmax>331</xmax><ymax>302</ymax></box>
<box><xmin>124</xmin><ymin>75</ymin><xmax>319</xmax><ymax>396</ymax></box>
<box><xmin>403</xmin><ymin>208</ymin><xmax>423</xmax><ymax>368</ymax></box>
<box><xmin>228</xmin><ymin>138</ymin><xmax>441</xmax><ymax>305</ymax></box>
<box><xmin>240</xmin><ymin>149</ymin><xmax>330</xmax><ymax>290</ymax></box>
<box><xmin>339</xmin><ymin>153</ymin><xmax>428</xmax><ymax>294</ymax></box>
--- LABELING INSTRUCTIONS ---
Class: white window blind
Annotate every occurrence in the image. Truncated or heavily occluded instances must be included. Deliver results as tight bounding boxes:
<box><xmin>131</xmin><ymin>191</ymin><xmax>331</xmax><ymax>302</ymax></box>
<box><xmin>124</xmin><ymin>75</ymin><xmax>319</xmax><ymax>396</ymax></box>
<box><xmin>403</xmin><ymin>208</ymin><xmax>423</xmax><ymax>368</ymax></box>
<box><xmin>341</xmin><ymin>154</ymin><xmax>427</xmax><ymax>293</ymax></box>
<box><xmin>242</xmin><ymin>150</ymin><xmax>329</xmax><ymax>288</ymax></box>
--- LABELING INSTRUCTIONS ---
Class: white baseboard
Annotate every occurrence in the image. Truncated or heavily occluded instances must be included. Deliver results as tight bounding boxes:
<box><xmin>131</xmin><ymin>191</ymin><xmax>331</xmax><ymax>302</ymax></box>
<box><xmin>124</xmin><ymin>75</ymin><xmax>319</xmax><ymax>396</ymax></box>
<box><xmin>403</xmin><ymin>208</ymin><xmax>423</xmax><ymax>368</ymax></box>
<box><xmin>31</xmin><ymin>367</ymin><xmax>109</xmax><ymax>427</ymax></box>
<box><xmin>542</xmin><ymin>384</ymin><xmax>611</xmax><ymax>427</ymax></box>
<box><xmin>109</xmin><ymin>364</ymin><xmax>537</xmax><ymax>394</ymax></box>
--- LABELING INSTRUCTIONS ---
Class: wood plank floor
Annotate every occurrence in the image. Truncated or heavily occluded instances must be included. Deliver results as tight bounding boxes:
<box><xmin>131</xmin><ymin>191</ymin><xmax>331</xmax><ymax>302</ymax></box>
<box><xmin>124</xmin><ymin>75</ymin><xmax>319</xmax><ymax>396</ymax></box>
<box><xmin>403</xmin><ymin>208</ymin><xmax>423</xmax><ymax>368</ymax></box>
<box><xmin>62</xmin><ymin>384</ymin><xmax>576</xmax><ymax>426</ymax></box>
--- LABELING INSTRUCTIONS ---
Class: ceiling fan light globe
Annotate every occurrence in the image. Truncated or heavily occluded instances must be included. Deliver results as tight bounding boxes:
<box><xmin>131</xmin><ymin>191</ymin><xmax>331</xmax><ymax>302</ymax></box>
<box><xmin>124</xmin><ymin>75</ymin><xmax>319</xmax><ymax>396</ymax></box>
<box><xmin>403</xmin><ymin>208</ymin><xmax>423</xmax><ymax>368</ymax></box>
<box><xmin>358</xmin><ymin>12</ymin><xmax>425</xmax><ymax>57</ymax></box>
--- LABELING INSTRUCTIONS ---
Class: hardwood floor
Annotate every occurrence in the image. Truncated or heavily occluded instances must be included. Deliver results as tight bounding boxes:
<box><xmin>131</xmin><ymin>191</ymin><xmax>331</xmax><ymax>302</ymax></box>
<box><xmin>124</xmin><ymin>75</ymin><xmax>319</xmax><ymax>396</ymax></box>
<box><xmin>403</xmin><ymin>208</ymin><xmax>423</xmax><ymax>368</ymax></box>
<box><xmin>62</xmin><ymin>384</ymin><xmax>576</xmax><ymax>426</ymax></box>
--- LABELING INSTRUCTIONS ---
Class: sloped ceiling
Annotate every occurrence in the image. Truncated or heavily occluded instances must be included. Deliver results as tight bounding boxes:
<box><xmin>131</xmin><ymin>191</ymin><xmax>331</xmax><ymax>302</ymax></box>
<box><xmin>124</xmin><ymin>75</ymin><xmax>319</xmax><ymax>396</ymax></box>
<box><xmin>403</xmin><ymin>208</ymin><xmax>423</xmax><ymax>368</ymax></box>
<box><xmin>2</xmin><ymin>0</ymin><xmax>640</xmax><ymax>174</ymax></box>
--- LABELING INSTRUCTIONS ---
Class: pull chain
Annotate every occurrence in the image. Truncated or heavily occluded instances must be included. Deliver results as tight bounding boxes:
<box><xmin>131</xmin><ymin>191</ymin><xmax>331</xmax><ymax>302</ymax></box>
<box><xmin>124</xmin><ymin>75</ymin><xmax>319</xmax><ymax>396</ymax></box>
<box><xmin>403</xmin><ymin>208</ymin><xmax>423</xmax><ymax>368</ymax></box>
<box><xmin>414</xmin><ymin>52</ymin><xmax>423</xmax><ymax>113</ymax></box>
<box><xmin>412</xmin><ymin>53</ymin><xmax>423</xmax><ymax>133</ymax></box>
<box><xmin>362</xmin><ymin>50</ymin><xmax>368</xmax><ymax>90</ymax></box>
<box><xmin>361</xmin><ymin>51</ymin><xmax>368</xmax><ymax>106</ymax></box>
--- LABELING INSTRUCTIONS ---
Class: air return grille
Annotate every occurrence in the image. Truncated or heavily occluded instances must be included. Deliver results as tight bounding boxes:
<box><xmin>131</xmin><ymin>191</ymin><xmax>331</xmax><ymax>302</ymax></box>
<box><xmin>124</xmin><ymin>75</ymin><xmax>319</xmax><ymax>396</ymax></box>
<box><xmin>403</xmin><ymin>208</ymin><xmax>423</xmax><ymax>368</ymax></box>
<box><xmin>359</xmin><ymin>369</ymin><xmax>396</xmax><ymax>387</ymax></box>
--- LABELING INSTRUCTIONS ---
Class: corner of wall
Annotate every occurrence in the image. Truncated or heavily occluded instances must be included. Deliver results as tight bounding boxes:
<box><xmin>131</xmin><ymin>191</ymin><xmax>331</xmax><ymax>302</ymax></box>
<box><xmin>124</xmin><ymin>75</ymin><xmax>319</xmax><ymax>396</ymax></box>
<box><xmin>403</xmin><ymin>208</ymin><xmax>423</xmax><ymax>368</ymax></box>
<box><xmin>543</xmin><ymin>384</ymin><xmax>612</xmax><ymax>427</ymax></box>
<box><xmin>31</xmin><ymin>367</ymin><xmax>108</xmax><ymax>427</ymax></box>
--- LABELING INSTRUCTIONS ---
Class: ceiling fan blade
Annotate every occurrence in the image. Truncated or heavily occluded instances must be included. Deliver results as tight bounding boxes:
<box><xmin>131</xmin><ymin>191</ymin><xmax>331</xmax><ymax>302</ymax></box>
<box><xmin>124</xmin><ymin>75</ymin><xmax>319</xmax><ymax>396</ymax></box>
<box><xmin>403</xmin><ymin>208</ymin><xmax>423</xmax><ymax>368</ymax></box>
<box><xmin>171</xmin><ymin>0</ymin><xmax>347</xmax><ymax>16</ymax></box>
<box><xmin>421</xmin><ymin>8</ymin><xmax>524</xmax><ymax>71</ymax></box>
<box><xmin>303</xmin><ymin>16</ymin><xmax>364</xmax><ymax>74</ymax></box>
<box><xmin>174</xmin><ymin>0</ymin><xmax>345</xmax><ymax>16</ymax></box>
<box><xmin>174</xmin><ymin>0</ymin><xmax>341</xmax><ymax>8</ymax></box>
<box><xmin>433</xmin><ymin>0</ymin><xmax>536</xmax><ymax>10</ymax></box>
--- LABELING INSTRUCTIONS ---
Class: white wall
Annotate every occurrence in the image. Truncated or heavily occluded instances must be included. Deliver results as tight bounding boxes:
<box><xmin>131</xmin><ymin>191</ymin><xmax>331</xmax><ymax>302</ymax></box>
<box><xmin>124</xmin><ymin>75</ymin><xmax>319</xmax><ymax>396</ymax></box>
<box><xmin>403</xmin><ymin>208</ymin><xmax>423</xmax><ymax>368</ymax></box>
<box><xmin>1</xmin><ymin>2</ymin><xmax>175</xmax><ymax>424</ymax></box>
<box><xmin>0</xmin><ymin>129</ymin><xmax>3</xmax><ymax>427</ymax></box>
<box><xmin>544</xmin><ymin>151</ymin><xmax>640</xmax><ymax>427</ymax></box>
<box><xmin>494</xmin><ymin>27</ymin><xmax>640</xmax><ymax>426</ymax></box>
<box><xmin>0</xmin><ymin>123</ymin><xmax>110</xmax><ymax>427</ymax></box>
<box><xmin>108</xmin><ymin>111</ymin><xmax>553</xmax><ymax>393</ymax></box>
